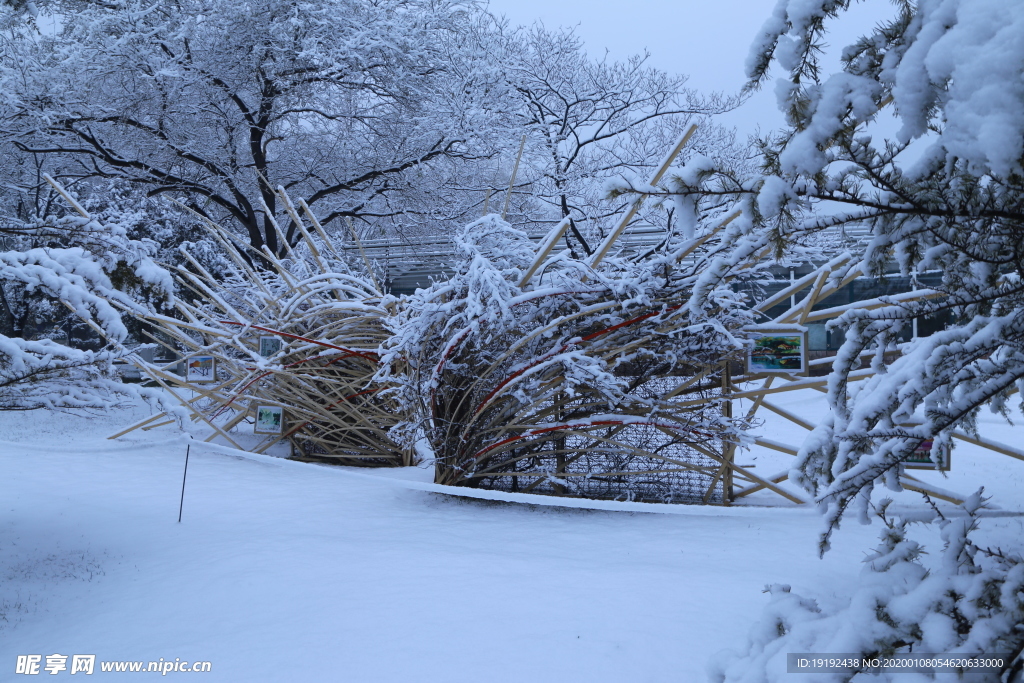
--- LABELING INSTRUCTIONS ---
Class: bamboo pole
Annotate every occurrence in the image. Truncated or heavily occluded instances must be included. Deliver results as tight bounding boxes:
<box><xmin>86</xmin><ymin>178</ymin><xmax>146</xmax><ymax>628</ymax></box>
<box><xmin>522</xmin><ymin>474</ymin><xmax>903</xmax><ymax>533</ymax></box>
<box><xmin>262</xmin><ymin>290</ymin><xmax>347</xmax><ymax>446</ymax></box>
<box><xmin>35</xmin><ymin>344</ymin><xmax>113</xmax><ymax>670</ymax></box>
<box><xmin>298</xmin><ymin>199</ymin><xmax>342</xmax><ymax>259</ymax></box>
<box><xmin>276</xmin><ymin>186</ymin><xmax>327</xmax><ymax>272</ymax></box>
<box><xmin>759</xmin><ymin>399</ymin><xmax>815</xmax><ymax>431</ymax></box>
<box><xmin>674</xmin><ymin>210</ymin><xmax>741</xmax><ymax>264</ymax></box>
<box><xmin>501</xmin><ymin>134</ymin><xmax>527</xmax><ymax>220</ymax></box>
<box><xmin>42</xmin><ymin>174</ymin><xmax>90</xmax><ymax>218</ymax></box>
<box><xmin>754</xmin><ymin>255</ymin><xmax>852</xmax><ymax>313</ymax></box>
<box><xmin>589</xmin><ymin>123</ymin><xmax>697</xmax><ymax>271</ymax></box>
<box><xmin>518</xmin><ymin>218</ymin><xmax>571</xmax><ymax>287</ymax></box>
<box><xmin>346</xmin><ymin>217</ymin><xmax>381</xmax><ymax>295</ymax></box>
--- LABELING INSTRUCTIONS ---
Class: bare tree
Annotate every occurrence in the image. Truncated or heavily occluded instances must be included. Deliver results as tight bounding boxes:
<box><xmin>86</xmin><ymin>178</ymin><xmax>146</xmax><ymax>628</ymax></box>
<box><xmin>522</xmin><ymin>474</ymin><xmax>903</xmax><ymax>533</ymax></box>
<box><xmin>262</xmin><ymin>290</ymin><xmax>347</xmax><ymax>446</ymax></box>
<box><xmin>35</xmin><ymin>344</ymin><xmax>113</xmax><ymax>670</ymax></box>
<box><xmin>478</xmin><ymin>21</ymin><xmax>740</xmax><ymax>256</ymax></box>
<box><xmin>1</xmin><ymin>0</ymin><xmax>507</xmax><ymax>256</ymax></box>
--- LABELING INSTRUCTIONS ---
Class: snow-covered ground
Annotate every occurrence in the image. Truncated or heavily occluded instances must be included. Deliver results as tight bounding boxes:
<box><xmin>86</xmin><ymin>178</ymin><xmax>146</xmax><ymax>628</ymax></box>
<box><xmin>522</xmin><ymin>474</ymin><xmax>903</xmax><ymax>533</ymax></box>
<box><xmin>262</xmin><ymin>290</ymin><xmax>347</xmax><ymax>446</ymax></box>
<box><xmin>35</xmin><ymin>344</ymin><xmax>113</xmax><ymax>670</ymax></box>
<box><xmin>1</xmin><ymin>389</ymin><xmax>1021</xmax><ymax>681</ymax></box>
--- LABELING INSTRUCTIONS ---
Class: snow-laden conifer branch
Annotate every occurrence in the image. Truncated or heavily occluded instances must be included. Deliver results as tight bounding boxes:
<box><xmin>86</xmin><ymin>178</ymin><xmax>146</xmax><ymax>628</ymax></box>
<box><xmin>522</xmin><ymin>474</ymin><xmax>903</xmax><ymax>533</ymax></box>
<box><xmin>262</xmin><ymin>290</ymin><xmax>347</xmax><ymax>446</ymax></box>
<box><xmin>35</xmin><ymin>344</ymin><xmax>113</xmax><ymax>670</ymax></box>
<box><xmin>646</xmin><ymin>0</ymin><xmax>1024</xmax><ymax>533</ymax></box>
<box><xmin>0</xmin><ymin>205</ymin><xmax>174</xmax><ymax>410</ymax></box>
<box><xmin>711</xmin><ymin>491</ymin><xmax>1024</xmax><ymax>682</ymax></box>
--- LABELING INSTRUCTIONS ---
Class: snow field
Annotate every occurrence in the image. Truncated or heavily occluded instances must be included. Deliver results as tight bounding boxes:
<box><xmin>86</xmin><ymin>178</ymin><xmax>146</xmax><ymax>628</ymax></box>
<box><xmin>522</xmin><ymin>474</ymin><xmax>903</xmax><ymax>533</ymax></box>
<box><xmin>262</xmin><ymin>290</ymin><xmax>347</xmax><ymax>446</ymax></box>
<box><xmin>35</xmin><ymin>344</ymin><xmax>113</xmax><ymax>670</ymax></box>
<box><xmin>0</xmin><ymin>392</ymin><xmax>1020</xmax><ymax>682</ymax></box>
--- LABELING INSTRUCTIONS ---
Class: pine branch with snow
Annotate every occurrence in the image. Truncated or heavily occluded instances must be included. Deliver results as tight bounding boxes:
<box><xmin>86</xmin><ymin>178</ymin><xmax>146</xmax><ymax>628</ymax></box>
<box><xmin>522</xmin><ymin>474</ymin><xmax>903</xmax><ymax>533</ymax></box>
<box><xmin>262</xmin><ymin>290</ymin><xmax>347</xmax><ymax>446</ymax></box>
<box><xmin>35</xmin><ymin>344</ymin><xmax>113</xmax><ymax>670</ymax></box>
<box><xmin>0</xmin><ymin>210</ymin><xmax>173</xmax><ymax>410</ymax></box>
<box><xmin>672</xmin><ymin>0</ymin><xmax>1024</xmax><ymax>533</ymax></box>
<box><xmin>710</xmin><ymin>491</ymin><xmax>1024</xmax><ymax>683</ymax></box>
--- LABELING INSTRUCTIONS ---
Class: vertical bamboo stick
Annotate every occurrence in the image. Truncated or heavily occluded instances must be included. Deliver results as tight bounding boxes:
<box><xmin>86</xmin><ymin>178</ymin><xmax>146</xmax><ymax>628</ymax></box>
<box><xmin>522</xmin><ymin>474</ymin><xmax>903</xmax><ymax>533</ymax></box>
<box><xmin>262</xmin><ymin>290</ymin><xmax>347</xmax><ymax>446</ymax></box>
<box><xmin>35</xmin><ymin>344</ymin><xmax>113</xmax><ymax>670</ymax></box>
<box><xmin>501</xmin><ymin>134</ymin><xmax>527</xmax><ymax>220</ymax></box>
<box><xmin>346</xmin><ymin>217</ymin><xmax>381</xmax><ymax>295</ymax></box>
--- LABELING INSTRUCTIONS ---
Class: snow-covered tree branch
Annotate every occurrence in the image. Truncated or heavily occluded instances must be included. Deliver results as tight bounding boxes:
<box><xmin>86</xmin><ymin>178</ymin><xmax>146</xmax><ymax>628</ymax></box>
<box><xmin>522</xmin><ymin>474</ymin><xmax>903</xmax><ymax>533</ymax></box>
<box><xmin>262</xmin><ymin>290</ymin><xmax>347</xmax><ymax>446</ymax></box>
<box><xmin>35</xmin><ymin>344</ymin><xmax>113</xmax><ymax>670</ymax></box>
<box><xmin>0</xmin><ymin>200</ymin><xmax>173</xmax><ymax>410</ymax></box>
<box><xmin>645</xmin><ymin>0</ymin><xmax>1024</xmax><ymax>537</ymax></box>
<box><xmin>712</xmin><ymin>491</ymin><xmax>1024</xmax><ymax>682</ymax></box>
<box><xmin>475</xmin><ymin>19</ymin><xmax>744</xmax><ymax>256</ymax></box>
<box><xmin>0</xmin><ymin>0</ymin><xmax>510</xmax><ymax>256</ymax></box>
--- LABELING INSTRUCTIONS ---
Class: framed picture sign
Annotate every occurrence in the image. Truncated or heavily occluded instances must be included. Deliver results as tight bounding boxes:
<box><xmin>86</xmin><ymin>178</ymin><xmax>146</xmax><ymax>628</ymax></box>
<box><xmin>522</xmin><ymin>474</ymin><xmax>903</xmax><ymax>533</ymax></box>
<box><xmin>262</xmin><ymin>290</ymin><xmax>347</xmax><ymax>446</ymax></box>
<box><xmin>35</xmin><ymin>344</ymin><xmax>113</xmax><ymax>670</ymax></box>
<box><xmin>259</xmin><ymin>335</ymin><xmax>283</xmax><ymax>358</ymax></box>
<box><xmin>185</xmin><ymin>356</ymin><xmax>216</xmax><ymax>383</ymax></box>
<box><xmin>746</xmin><ymin>328</ymin><xmax>808</xmax><ymax>376</ymax></box>
<box><xmin>253</xmin><ymin>405</ymin><xmax>285</xmax><ymax>435</ymax></box>
<box><xmin>904</xmin><ymin>439</ymin><xmax>951</xmax><ymax>471</ymax></box>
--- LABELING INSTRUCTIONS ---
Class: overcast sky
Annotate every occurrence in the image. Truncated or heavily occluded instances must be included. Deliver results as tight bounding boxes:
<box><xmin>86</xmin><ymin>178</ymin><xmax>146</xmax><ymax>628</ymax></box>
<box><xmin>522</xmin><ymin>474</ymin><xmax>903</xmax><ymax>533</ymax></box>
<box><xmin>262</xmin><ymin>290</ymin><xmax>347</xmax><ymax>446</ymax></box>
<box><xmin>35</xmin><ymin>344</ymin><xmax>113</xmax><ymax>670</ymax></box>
<box><xmin>482</xmin><ymin>0</ymin><xmax>887</xmax><ymax>138</ymax></box>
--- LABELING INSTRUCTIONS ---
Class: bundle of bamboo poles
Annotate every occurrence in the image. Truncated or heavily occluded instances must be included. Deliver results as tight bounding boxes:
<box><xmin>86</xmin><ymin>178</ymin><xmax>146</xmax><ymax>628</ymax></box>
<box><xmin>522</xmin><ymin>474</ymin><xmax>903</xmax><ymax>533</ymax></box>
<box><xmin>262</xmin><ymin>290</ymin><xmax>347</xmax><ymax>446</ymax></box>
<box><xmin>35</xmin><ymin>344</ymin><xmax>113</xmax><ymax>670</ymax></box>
<box><xmin>111</xmin><ymin>187</ymin><xmax>411</xmax><ymax>466</ymax></box>
<box><xmin>378</xmin><ymin>125</ymin><xmax>785</xmax><ymax>504</ymax></box>
<box><xmin>417</xmin><ymin>280</ymin><xmax>750</xmax><ymax>504</ymax></box>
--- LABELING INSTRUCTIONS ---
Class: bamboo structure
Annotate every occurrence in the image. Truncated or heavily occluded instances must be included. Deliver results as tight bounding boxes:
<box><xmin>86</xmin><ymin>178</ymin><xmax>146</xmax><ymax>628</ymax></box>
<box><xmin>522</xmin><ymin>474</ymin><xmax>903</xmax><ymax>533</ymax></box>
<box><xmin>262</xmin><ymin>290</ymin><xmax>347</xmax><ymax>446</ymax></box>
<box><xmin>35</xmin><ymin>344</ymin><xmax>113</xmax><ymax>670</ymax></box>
<box><xmin>393</xmin><ymin>205</ymin><xmax>771</xmax><ymax>504</ymax></box>
<box><xmin>403</xmin><ymin>114</ymin><xmax>1021</xmax><ymax>506</ymax></box>
<box><xmin>108</xmin><ymin>187</ymin><xmax>410</xmax><ymax>466</ymax></box>
<box><xmin>722</xmin><ymin>254</ymin><xmax>1024</xmax><ymax>506</ymax></box>
<box><xmin>421</xmin><ymin>288</ymin><xmax>750</xmax><ymax>504</ymax></box>
<box><xmin>65</xmin><ymin>133</ymin><xmax>1019</xmax><ymax>507</ymax></box>
<box><xmin>396</xmin><ymin>127</ymin><xmax>796</xmax><ymax>504</ymax></box>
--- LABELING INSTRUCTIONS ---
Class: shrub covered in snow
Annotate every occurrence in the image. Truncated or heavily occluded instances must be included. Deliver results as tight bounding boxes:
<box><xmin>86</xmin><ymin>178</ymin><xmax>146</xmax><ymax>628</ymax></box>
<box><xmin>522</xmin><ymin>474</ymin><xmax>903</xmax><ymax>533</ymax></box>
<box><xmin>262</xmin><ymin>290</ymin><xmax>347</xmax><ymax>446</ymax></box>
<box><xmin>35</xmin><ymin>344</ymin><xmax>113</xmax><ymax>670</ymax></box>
<box><xmin>0</xmin><ymin>205</ymin><xmax>173</xmax><ymax>410</ymax></box>
<box><xmin>710</xmin><ymin>491</ymin><xmax>1024</xmax><ymax>682</ymax></box>
<box><xmin>378</xmin><ymin>212</ymin><xmax>766</xmax><ymax>502</ymax></box>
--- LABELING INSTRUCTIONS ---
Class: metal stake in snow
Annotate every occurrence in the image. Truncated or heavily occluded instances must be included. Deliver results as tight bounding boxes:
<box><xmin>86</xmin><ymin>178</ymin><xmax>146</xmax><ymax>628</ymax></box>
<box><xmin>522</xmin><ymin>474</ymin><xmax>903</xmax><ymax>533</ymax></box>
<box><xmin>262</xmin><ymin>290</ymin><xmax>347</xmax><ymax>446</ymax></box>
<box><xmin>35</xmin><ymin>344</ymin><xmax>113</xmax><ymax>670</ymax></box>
<box><xmin>178</xmin><ymin>444</ymin><xmax>190</xmax><ymax>523</ymax></box>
